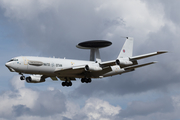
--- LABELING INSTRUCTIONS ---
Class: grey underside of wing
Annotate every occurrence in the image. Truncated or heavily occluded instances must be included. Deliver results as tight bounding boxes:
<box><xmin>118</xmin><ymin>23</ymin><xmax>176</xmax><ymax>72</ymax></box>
<box><xmin>54</xmin><ymin>66</ymin><xmax>113</xmax><ymax>78</ymax></box>
<box><xmin>54</xmin><ymin>68</ymin><xmax>84</xmax><ymax>80</ymax></box>
<box><xmin>55</xmin><ymin>67</ymin><xmax>84</xmax><ymax>75</ymax></box>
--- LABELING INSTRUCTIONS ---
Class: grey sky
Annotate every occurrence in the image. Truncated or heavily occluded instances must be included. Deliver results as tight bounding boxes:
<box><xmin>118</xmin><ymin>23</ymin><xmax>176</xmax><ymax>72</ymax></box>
<box><xmin>1</xmin><ymin>0</ymin><xmax>180</xmax><ymax>119</ymax></box>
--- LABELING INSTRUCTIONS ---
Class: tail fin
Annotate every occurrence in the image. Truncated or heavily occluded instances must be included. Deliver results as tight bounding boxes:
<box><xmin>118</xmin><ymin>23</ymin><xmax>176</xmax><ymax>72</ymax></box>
<box><xmin>118</xmin><ymin>37</ymin><xmax>134</xmax><ymax>58</ymax></box>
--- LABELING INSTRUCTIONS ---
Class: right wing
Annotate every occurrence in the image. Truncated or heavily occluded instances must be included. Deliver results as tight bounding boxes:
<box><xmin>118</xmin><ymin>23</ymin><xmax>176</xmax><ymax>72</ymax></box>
<box><xmin>100</xmin><ymin>51</ymin><xmax>167</xmax><ymax>68</ymax></box>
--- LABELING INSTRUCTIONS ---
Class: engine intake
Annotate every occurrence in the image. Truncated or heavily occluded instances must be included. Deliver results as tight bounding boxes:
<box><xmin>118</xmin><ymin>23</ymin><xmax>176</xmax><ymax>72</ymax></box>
<box><xmin>85</xmin><ymin>65</ymin><xmax>102</xmax><ymax>71</ymax></box>
<box><xmin>116</xmin><ymin>59</ymin><xmax>137</xmax><ymax>67</ymax></box>
<box><xmin>26</xmin><ymin>75</ymin><xmax>45</xmax><ymax>83</ymax></box>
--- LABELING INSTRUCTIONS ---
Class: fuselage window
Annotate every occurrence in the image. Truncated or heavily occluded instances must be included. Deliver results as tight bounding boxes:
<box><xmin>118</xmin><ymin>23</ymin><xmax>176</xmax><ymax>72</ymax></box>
<box><xmin>56</xmin><ymin>64</ymin><xmax>62</xmax><ymax>67</ymax></box>
<box><xmin>44</xmin><ymin>63</ymin><xmax>50</xmax><ymax>66</ymax></box>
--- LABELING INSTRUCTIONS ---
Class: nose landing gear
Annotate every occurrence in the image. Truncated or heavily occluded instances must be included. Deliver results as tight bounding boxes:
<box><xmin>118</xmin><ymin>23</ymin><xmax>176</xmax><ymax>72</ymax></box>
<box><xmin>20</xmin><ymin>75</ymin><xmax>25</xmax><ymax>80</ymax></box>
<box><xmin>19</xmin><ymin>73</ymin><xmax>25</xmax><ymax>80</ymax></box>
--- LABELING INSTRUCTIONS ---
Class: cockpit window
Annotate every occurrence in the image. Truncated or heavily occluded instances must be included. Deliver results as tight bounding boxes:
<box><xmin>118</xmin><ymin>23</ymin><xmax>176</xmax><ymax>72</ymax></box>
<box><xmin>8</xmin><ymin>59</ymin><xmax>18</xmax><ymax>62</ymax></box>
<box><xmin>8</xmin><ymin>59</ymin><xmax>13</xmax><ymax>62</ymax></box>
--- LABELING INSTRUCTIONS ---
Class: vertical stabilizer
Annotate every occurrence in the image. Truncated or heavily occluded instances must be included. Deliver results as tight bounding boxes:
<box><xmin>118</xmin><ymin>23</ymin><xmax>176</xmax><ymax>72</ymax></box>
<box><xmin>118</xmin><ymin>37</ymin><xmax>133</xmax><ymax>58</ymax></box>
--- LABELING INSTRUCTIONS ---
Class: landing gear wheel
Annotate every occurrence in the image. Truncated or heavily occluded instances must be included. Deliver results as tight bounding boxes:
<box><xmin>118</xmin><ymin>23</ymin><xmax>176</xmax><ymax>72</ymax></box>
<box><xmin>81</xmin><ymin>78</ymin><xmax>85</xmax><ymax>83</ymax></box>
<box><xmin>26</xmin><ymin>77</ymin><xmax>31</xmax><ymax>83</ymax></box>
<box><xmin>81</xmin><ymin>78</ymin><xmax>92</xmax><ymax>83</ymax></box>
<box><xmin>61</xmin><ymin>81</ymin><xmax>72</xmax><ymax>87</ymax></box>
<box><xmin>20</xmin><ymin>76</ymin><xmax>25</xmax><ymax>80</ymax></box>
<box><xmin>69</xmin><ymin>82</ymin><xmax>72</xmax><ymax>86</ymax></box>
<box><xmin>88</xmin><ymin>78</ymin><xmax>91</xmax><ymax>83</ymax></box>
<box><xmin>62</xmin><ymin>82</ymin><xmax>66</xmax><ymax>87</ymax></box>
<box><xmin>85</xmin><ymin>79</ymin><xmax>89</xmax><ymax>83</ymax></box>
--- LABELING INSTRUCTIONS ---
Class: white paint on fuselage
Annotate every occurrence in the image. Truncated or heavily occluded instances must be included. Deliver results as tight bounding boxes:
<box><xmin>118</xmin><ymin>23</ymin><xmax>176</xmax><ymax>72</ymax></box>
<box><xmin>7</xmin><ymin>56</ymin><xmax>95</xmax><ymax>76</ymax></box>
<box><xmin>5</xmin><ymin>56</ymin><xmax>128</xmax><ymax>79</ymax></box>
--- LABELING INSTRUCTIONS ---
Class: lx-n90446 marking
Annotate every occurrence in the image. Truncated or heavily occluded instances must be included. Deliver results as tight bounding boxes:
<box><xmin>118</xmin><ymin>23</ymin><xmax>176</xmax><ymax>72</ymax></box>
<box><xmin>5</xmin><ymin>37</ymin><xmax>167</xmax><ymax>87</ymax></box>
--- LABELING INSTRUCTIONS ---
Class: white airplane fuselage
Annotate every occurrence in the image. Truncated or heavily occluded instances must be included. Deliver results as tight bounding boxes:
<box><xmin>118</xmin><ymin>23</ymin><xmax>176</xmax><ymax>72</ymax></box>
<box><xmin>5</xmin><ymin>56</ymin><xmax>125</xmax><ymax>78</ymax></box>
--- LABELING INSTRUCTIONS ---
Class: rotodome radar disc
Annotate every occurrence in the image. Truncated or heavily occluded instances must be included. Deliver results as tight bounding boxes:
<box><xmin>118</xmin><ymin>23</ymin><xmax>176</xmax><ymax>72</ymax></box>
<box><xmin>76</xmin><ymin>40</ymin><xmax>112</xmax><ymax>49</ymax></box>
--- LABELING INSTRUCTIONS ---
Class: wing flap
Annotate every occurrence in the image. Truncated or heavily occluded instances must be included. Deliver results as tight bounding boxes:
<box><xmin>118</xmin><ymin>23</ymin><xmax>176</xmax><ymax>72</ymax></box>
<box><xmin>50</xmin><ymin>76</ymin><xmax>58</xmax><ymax>81</ymax></box>
<box><xmin>57</xmin><ymin>77</ymin><xmax>76</xmax><ymax>81</ymax></box>
<box><xmin>130</xmin><ymin>51</ymin><xmax>167</xmax><ymax>60</ymax></box>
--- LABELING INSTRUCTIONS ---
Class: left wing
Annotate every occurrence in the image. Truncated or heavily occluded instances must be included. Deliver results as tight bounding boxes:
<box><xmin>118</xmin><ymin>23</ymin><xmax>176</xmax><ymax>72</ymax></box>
<box><xmin>54</xmin><ymin>65</ymin><xmax>85</xmax><ymax>75</ymax></box>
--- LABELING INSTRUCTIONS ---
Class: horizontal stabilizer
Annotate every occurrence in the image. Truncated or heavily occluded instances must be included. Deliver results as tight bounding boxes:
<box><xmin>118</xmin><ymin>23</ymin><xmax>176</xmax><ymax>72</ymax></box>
<box><xmin>130</xmin><ymin>51</ymin><xmax>167</xmax><ymax>60</ymax></box>
<box><xmin>124</xmin><ymin>61</ymin><xmax>157</xmax><ymax>70</ymax></box>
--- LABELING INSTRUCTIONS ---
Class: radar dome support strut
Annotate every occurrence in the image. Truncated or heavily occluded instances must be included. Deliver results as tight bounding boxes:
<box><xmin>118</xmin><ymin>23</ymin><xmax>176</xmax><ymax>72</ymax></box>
<box><xmin>90</xmin><ymin>48</ymin><xmax>101</xmax><ymax>62</ymax></box>
<box><xmin>76</xmin><ymin>40</ymin><xmax>112</xmax><ymax>63</ymax></box>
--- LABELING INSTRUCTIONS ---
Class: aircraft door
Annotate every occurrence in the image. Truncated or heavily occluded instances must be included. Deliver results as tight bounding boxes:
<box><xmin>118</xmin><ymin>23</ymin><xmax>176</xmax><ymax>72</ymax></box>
<box><xmin>22</xmin><ymin>57</ymin><xmax>28</xmax><ymax>70</ymax></box>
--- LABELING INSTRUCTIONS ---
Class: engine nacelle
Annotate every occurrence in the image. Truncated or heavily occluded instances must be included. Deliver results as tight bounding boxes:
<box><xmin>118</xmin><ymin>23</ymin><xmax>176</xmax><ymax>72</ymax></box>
<box><xmin>85</xmin><ymin>64</ymin><xmax>102</xmax><ymax>71</ymax></box>
<box><xmin>116</xmin><ymin>59</ymin><xmax>137</xmax><ymax>67</ymax></box>
<box><xmin>26</xmin><ymin>75</ymin><xmax>45</xmax><ymax>83</ymax></box>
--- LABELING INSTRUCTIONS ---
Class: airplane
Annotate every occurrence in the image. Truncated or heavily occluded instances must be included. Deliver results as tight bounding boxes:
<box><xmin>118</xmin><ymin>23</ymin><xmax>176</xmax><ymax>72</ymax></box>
<box><xmin>5</xmin><ymin>37</ymin><xmax>167</xmax><ymax>87</ymax></box>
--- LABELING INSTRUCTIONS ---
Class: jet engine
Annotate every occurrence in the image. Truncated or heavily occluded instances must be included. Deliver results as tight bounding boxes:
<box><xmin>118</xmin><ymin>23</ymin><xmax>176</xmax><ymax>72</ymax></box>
<box><xmin>85</xmin><ymin>64</ymin><xmax>102</xmax><ymax>71</ymax></box>
<box><xmin>116</xmin><ymin>59</ymin><xmax>137</xmax><ymax>67</ymax></box>
<box><xmin>26</xmin><ymin>75</ymin><xmax>45</xmax><ymax>83</ymax></box>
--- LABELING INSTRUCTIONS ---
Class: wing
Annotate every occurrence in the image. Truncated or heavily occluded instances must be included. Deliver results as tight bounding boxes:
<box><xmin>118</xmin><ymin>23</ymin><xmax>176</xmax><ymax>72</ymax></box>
<box><xmin>100</xmin><ymin>60</ymin><xmax>116</xmax><ymax>67</ymax></box>
<box><xmin>124</xmin><ymin>61</ymin><xmax>157</xmax><ymax>70</ymax></box>
<box><xmin>54</xmin><ymin>64</ymin><xmax>113</xmax><ymax>79</ymax></box>
<box><xmin>130</xmin><ymin>51</ymin><xmax>167</xmax><ymax>60</ymax></box>
<box><xmin>99</xmin><ymin>51</ymin><xmax>167</xmax><ymax>68</ymax></box>
<box><xmin>54</xmin><ymin>65</ymin><xmax>85</xmax><ymax>76</ymax></box>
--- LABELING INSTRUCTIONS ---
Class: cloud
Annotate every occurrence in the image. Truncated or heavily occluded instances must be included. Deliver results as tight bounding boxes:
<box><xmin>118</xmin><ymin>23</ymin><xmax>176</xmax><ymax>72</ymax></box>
<box><xmin>0</xmin><ymin>76</ymin><xmax>123</xmax><ymax>120</ymax></box>
<box><xmin>0</xmin><ymin>0</ymin><xmax>166</xmax><ymax>59</ymax></box>
<box><xmin>116</xmin><ymin>95</ymin><xmax>180</xmax><ymax>120</ymax></box>
<box><xmin>1</xmin><ymin>0</ymin><xmax>180</xmax><ymax>120</ymax></box>
<box><xmin>63</xmin><ymin>98</ymin><xmax>121</xmax><ymax>120</ymax></box>
<box><xmin>2</xmin><ymin>77</ymin><xmax>180</xmax><ymax>120</ymax></box>
<box><xmin>10</xmin><ymin>75</ymin><xmax>25</xmax><ymax>89</ymax></box>
<box><xmin>0</xmin><ymin>77</ymin><xmax>66</xmax><ymax>119</ymax></box>
<box><xmin>119</xmin><ymin>96</ymin><xmax>174</xmax><ymax>117</ymax></box>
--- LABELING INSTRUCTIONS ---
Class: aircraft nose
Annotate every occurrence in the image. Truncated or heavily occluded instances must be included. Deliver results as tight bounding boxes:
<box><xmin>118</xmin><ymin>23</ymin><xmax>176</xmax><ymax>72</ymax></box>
<box><xmin>5</xmin><ymin>62</ymin><xmax>10</xmax><ymax>67</ymax></box>
<box><xmin>5</xmin><ymin>62</ymin><xmax>15</xmax><ymax>72</ymax></box>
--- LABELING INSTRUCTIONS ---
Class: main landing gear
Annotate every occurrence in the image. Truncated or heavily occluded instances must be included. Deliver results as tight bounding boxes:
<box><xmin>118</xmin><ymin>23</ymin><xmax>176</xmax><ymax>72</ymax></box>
<box><xmin>62</xmin><ymin>81</ymin><xmax>72</xmax><ymax>87</ymax></box>
<box><xmin>81</xmin><ymin>78</ymin><xmax>91</xmax><ymax>83</ymax></box>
